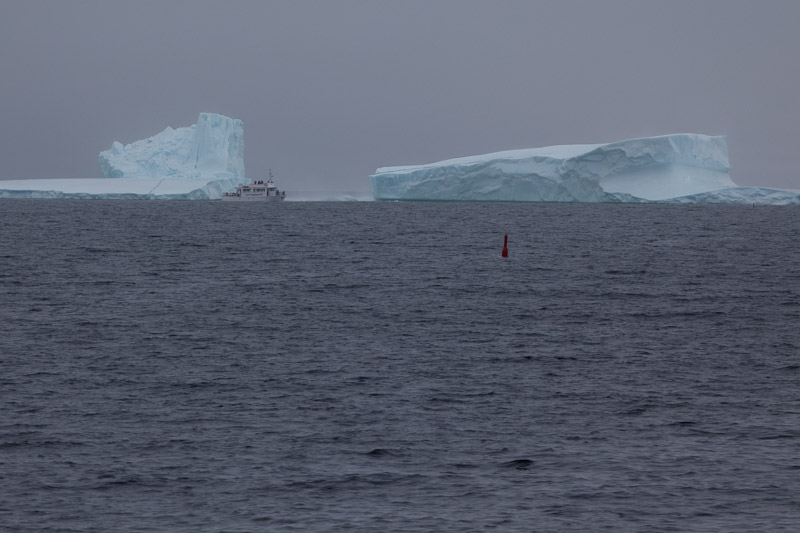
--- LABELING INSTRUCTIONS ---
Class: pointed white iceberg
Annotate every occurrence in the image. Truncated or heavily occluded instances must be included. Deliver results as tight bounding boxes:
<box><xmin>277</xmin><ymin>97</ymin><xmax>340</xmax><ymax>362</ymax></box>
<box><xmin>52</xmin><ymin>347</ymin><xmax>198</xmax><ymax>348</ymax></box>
<box><xmin>0</xmin><ymin>113</ymin><xmax>248</xmax><ymax>200</ymax></box>
<box><xmin>370</xmin><ymin>134</ymin><xmax>799</xmax><ymax>204</ymax></box>
<box><xmin>99</xmin><ymin>112</ymin><xmax>245</xmax><ymax>180</ymax></box>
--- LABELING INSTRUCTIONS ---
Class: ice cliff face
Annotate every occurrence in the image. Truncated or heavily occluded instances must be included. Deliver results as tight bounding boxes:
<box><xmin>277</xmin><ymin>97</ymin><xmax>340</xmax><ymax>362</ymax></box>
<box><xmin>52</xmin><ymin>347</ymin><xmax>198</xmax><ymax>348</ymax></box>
<box><xmin>98</xmin><ymin>113</ymin><xmax>245</xmax><ymax>180</ymax></box>
<box><xmin>370</xmin><ymin>134</ymin><xmax>738</xmax><ymax>202</ymax></box>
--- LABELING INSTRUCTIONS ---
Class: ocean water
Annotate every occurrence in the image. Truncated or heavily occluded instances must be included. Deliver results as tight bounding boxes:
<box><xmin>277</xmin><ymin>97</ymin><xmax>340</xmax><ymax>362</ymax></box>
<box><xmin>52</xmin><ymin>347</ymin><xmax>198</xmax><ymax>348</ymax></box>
<box><xmin>2</xmin><ymin>200</ymin><xmax>799</xmax><ymax>532</ymax></box>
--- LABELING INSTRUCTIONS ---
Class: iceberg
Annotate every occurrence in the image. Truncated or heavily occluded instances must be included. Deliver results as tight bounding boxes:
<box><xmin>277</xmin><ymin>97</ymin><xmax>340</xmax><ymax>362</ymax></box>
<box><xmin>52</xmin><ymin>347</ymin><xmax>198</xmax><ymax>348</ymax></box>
<box><xmin>99</xmin><ymin>112</ymin><xmax>245</xmax><ymax>181</ymax></box>
<box><xmin>0</xmin><ymin>113</ymin><xmax>248</xmax><ymax>200</ymax></box>
<box><xmin>370</xmin><ymin>134</ymin><xmax>800</xmax><ymax>204</ymax></box>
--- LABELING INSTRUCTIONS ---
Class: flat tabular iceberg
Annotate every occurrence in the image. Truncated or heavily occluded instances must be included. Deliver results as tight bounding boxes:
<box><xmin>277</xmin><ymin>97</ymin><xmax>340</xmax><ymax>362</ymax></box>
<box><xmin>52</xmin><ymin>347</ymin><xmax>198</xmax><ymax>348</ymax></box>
<box><xmin>370</xmin><ymin>134</ymin><xmax>800</xmax><ymax>204</ymax></box>
<box><xmin>0</xmin><ymin>177</ymin><xmax>242</xmax><ymax>200</ymax></box>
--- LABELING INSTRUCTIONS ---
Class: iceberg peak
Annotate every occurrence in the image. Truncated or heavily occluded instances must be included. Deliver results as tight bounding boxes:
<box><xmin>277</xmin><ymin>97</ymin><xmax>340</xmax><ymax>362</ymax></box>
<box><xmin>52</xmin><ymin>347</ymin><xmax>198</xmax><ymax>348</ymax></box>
<box><xmin>98</xmin><ymin>112</ymin><xmax>245</xmax><ymax>180</ymax></box>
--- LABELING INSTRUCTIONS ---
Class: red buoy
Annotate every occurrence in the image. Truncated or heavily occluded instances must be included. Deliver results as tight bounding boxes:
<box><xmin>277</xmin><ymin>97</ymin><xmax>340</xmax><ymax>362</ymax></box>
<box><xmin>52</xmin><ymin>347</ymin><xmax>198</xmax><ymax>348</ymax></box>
<box><xmin>502</xmin><ymin>234</ymin><xmax>508</xmax><ymax>257</ymax></box>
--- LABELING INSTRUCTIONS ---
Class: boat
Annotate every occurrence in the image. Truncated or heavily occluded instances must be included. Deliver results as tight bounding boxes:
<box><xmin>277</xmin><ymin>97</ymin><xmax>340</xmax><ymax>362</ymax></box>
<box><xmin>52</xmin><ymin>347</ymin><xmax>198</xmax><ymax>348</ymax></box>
<box><xmin>222</xmin><ymin>170</ymin><xmax>286</xmax><ymax>201</ymax></box>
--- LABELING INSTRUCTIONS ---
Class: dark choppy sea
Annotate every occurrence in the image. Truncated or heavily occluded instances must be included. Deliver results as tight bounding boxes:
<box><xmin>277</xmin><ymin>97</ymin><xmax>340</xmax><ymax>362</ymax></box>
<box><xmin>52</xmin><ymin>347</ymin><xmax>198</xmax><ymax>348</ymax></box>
<box><xmin>1</xmin><ymin>200</ymin><xmax>799</xmax><ymax>532</ymax></box>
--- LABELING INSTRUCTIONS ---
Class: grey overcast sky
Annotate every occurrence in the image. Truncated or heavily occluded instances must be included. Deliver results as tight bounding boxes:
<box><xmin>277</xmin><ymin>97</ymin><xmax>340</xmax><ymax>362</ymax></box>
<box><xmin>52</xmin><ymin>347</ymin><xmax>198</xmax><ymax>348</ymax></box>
<box><xmin>1</xmin><ymin>0</ymin><xmax>798</xmax><ymax>191</ymax></box>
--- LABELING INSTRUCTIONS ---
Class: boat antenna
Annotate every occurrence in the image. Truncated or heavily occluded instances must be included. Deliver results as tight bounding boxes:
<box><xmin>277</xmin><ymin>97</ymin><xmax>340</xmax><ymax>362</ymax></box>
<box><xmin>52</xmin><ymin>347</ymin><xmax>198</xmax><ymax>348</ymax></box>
<box><xmin>269</xmin><ymin>169</ymin><xmax>273</xmax><ymax>180</ymax></box>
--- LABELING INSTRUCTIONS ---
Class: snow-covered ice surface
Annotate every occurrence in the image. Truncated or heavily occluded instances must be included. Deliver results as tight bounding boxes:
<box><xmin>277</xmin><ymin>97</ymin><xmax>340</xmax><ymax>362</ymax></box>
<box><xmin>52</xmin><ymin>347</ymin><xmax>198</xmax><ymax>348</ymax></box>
<box><xmin>370</xmin><ymin>134</ymin><xmax>800</xmax><ymax>204</ymax></box>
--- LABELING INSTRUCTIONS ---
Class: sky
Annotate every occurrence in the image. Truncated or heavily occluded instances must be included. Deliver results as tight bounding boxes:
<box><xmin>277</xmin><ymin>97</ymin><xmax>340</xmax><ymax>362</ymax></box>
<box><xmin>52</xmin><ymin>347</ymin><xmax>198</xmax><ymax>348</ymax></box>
<box><xmin>1</xmin><ymin>0</ymin><xmax>798</xmax><ymax>192</ymax></box>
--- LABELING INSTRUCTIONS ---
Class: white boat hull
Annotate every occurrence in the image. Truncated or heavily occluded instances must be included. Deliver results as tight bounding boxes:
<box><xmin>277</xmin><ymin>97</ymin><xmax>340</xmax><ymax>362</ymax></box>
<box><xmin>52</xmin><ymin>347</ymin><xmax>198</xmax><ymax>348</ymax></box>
<box><xmin>221</xmin><ymin>194</ymin><xmax>285</xmax><ymax>202</ymax></box>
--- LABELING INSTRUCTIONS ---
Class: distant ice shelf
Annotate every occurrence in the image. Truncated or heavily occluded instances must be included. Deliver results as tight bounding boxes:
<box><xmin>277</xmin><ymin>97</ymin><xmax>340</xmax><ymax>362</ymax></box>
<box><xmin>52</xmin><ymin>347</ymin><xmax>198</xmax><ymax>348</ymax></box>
<box><xmin>0</xmin><ymin>178</ymin><xmax>374</xmax><ymax>201</ymax></box>
<box><xmin>370</xmin><ymin>134</ymin><xmax>800</xmax><ymax>204</ymax></box>
<box><xmin>0</xmin><ymin>177</ymin><xmax>245</xmax><ymax>200</ymax></box>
